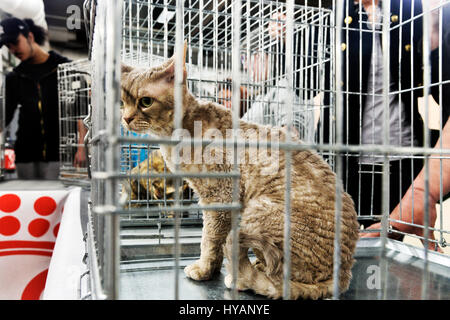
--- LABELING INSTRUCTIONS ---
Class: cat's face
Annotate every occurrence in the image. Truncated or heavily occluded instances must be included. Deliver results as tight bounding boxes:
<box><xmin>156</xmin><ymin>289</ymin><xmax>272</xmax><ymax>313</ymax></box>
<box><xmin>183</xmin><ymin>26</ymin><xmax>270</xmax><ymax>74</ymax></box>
<box><xmin>121</xmin><ymin>44</ymin><xmax>187</xmax><ymax>136</ymax></box>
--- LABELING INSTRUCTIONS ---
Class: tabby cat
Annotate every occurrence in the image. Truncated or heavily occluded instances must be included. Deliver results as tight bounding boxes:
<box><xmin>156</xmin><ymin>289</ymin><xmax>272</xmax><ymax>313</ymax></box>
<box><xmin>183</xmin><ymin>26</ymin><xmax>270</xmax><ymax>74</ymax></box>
<box><xmin>122</xmin><ymin>149</ymin><xmax>190</xmax><ymax>209</ymax></box>
<box><xmin>120</xmin><ymin>43</ymin><xmax>359</xmax><ymax>299</ymax></box>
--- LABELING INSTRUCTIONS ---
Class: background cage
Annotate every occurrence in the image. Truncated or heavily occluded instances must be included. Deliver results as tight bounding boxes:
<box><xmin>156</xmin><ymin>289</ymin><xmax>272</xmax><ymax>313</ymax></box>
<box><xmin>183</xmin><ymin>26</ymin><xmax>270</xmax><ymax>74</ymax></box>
<box><xmin>58</xmin><ymin>58</ymin><xmax>91</xmax><ymax>185</ymax></box>
<box><xmin>82</xmin><ymin>0</ymin><xmax>450</xmax><ymax>300</ymax></box>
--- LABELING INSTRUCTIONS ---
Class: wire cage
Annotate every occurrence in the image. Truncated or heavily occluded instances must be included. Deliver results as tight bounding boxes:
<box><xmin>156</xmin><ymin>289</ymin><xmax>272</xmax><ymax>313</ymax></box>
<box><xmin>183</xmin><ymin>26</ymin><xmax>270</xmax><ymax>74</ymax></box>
<box><xmin>58</xmin><ymin>59</ymin><xmax>91</xmax><ymax>185</ymax></box>
<box><xmin>82</xmin><ymin>0</ymin><xmax>450</xmax><ymax>300</ymax></box>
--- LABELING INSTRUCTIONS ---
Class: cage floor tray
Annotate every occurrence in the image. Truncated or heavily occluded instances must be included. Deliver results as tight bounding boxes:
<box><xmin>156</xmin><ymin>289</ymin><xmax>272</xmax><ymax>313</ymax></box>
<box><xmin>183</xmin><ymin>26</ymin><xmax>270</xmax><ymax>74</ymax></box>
<box><xmin>118</xmin><ymin>238</ymin><xmax>450</xmax><ymax>300</ymax></box>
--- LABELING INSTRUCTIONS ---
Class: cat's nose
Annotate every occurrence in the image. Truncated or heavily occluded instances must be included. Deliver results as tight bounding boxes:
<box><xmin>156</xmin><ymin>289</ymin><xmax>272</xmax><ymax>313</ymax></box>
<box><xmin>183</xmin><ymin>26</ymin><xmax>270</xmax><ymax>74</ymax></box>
<box><xmin>123</xmin><ymin>116</ymin><xmax>134</xmax><ymax>124</ymax></box>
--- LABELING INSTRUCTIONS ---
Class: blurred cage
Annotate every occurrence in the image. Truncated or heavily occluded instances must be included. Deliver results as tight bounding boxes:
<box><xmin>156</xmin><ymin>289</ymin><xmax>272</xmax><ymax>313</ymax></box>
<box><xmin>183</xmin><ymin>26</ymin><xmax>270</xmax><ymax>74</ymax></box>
<box><xmin>82</xmin><ymin>0</ymin><xmax>450</xmax><ymax>300</ymax></box>
<box><xmin>58</xmin><ymin>59</ymin><xmax>91</xmax><ymax>185</ymax></box>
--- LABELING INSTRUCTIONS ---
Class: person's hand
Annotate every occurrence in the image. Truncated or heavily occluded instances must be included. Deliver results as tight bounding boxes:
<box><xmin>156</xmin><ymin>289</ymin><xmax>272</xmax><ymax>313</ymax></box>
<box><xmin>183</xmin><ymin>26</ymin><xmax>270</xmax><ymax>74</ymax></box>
<box><xmin>218</xmin><ymin>88</ymin><xmax>233</xmax><ymax>109</ymax></box>
<box><xmin>247</xmin><ymin>53</ymin><xmax>270</xmax><ymax>83</ymax></box>
<box><xmin>217</xmin><ymin>86</ymin><xmax>249</xmax><ymax>117</ymax></box>
<box><xmin>353</xmin><ymin>0</ymin><xmax>379</xmax><ymax>7</ymax></box>
<box><xmin>360</xmin><ymin>186</ymin><xmax>443</xmax><ymax>252</ymax></box>
<box><xmin>281</xmin><ymin>125</ymin><xmax>299</xmax><ymax>139</ymax></box>
<box><xmin>74</xmin><ymin>146</ymin><xmax>87</xmax><ymax>168</ymax></box>
<box><xmin>268</xmin><ymin>12</ymin><xmax>286</xmax><ymax>41</ymax></box>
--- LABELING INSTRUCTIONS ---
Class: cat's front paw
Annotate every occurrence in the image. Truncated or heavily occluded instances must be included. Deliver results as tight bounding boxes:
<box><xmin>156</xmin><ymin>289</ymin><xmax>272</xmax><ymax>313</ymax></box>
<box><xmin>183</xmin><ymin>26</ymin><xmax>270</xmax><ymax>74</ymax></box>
<box><xmin>184</xmin><ymin>261</ymin><xmax>214</xmax><ymax>281</ymax></box>
<box><xmin>224</xmin><ymin>274</ymin><xmax>233</xmax><ymax>289</ymax></box>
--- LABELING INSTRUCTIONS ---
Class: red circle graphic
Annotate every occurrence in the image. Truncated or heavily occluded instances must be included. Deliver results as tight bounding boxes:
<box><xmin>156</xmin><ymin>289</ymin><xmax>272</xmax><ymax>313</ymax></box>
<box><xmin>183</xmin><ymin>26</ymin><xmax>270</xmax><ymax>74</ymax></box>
<box><xmin>53</xmin><ymin>223</ymin><xmax>60</xmax><ymax>238</ymax></box>
<box><xmin>28</xmin><ymin>219</ymin><xmax>50</xmax><ymax>237</ymax></box>
<box><xmin>0</xmin><ymin>216</ymin><xmax>21</xmax><ymax>236</ymax></box>
<box><xmin>34</xmin><ymin>197</ymin><xmax>57</xmax><ymax>216</ymax></box>
<box><xmin>0</xmin><ymin>194</ymin><xmax>21</xmax><ymax>213</ymax></box>
<box><xmin>21</xmin><ymin>269</ymin><xmax>48</xmax><ymax>300</ymax></box>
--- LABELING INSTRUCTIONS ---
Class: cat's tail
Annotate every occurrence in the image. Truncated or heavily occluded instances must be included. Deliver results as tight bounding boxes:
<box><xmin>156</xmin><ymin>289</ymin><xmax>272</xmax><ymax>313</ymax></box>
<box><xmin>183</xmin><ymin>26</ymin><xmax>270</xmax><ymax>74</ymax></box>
<box><xmin>224</xmin><ymin>232</ymin><xmax>283</xmax><ymax>276</ymax></box>
<box><xmin>288</xmin><ymin>278</ymin><xmax>334</xmax><ymax>300</ymax></box>
<box><xmin>224</xmin><ymin>232</ymin><xmax>339</xmax><ymax>300</ymax></box>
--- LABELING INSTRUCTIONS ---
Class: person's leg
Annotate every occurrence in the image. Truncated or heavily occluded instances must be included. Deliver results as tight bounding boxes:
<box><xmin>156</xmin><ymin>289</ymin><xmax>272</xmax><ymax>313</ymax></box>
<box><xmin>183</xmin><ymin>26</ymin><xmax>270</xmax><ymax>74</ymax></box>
<box><xmin>37</xmin><ymin>162</ymin><xmax>60</xmax><ymax>180</ymax></box>
<box><xmin>15</xmin><ymin>162</ymin><xmax>39</xmax><ymax>179</ymax></box>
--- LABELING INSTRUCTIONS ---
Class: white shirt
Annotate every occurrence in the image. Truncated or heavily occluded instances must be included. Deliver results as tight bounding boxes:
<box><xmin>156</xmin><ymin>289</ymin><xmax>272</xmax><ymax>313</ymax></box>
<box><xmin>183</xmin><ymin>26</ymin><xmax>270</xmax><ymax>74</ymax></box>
<box><xmin>360</xmin><ymin>5</ymin><xmax>412</xmax><ymax>164</ymax></box>
<box><xmin>242</xmin><ymin>77</ymin><xmax>316</xmax><ymax>143</ymax></box>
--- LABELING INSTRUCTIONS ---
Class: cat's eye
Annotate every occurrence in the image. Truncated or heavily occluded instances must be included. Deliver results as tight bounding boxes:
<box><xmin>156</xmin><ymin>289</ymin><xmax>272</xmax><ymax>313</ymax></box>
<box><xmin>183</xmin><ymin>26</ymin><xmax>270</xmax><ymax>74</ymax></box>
<box><xmin>139</xmin><ymin>97</ymin><xmax>154</xmax><ymax>108</ymax></box>
<box><xmin>120</xmin><ymin>100</ymin><xmax>124</xmax><ymax>109</ymax></box>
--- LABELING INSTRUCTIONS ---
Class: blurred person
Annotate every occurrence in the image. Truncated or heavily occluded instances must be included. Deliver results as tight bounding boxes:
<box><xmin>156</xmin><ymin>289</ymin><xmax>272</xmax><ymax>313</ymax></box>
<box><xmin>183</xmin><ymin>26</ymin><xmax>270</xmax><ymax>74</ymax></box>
<box><xmin>321</xmin><ymin>0</ymin><xmax>423</xmax><ymax>230</ymax></box>
<box><xmin>218</xmin><ymin>45</ymin><xmax>315</xmax><ymax>142</ymax></box>
<box><xmin>1</xmin><ymin>17</ymin><xmax>71</xmax><ymax>179</ymax></box>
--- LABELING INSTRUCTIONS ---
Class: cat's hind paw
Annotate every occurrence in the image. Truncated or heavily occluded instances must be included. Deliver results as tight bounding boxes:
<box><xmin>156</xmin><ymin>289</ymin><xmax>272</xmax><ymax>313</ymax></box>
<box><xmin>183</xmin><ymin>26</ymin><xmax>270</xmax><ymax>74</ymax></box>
<box><xmin>184</xmin><ymin>261</ymin><xmax>214</xmax><ymax>281</ymax></box>
<box><xmin>224</xmin><ymin>274</ymin><xmax>248</xmax><ymax>291</ymax></box>
<box><xmin>252</xmin><ymin>258</ymin><xmax>266</xmax><ymax>272</ymax></box>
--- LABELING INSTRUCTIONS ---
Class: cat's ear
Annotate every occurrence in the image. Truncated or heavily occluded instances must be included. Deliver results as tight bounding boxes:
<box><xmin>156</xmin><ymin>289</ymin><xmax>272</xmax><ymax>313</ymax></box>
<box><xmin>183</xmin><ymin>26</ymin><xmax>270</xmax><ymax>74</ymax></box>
<box><xmin>122</xmin><ymin>63</ymin><xmax>134</xmax><ymax>76</ymax></box>
<box><xmin>165</xmin><ymin>41</ymin><xmax>188</xmax><ymax>83</ymax></box>
<box><xmin>182</xmin><ymin>40</ymin><xmax>187</xmax><ymax>66</ymax></box>
<box><xmin>182</xmin><ymin>40</ymin><xmax>188</xmax><ymax>81</ymax></box>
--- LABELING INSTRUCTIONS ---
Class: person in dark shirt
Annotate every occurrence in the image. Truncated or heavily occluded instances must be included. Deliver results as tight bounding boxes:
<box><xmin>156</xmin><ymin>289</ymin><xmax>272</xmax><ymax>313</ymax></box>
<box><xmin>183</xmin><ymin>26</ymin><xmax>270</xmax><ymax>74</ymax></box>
<box><xmin>1</xmin><ymin>17</ymin><xmax>70</xmax><ymax>179</ymax></box>
<box><xmin>361</xmin><ymin>1</ymin><xmax>450</xmax><ymax>251</ymax></box>
<box><xmin>219</xmin><ymin>1</ymin><xmax>450</xmax><ymax>251</ymax></box>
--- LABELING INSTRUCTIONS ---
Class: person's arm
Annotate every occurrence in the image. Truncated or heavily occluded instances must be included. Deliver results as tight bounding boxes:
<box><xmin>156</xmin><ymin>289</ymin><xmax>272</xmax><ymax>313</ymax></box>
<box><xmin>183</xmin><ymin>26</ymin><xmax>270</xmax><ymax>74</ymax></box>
<box><xmin>73</xmin><ymin>75</ymin><xmax>90</xmax><ymax>168</ymax></box>
<box><xmin>423</xmin><ymin>117</ymin><xmax>450</xmax><ymax>201</ymax></box>
<box><xmin>361</xmin><ymin>118</ymin><xmax>450</xmax><ymax>251</ymax></box>
<box><xmin>392</xmin><ymin>117</ymin><xmax>450</xmax><ymax>244</ymax></box>
<box><xmin>217</xmin><ymin>80</ymin><xmax>249</xmax><ymax>117</ymax></box>
<box><xmin>73</xmin><ymin>119</ymin><xmax>88</xmax><ymax>168</ymax></box>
